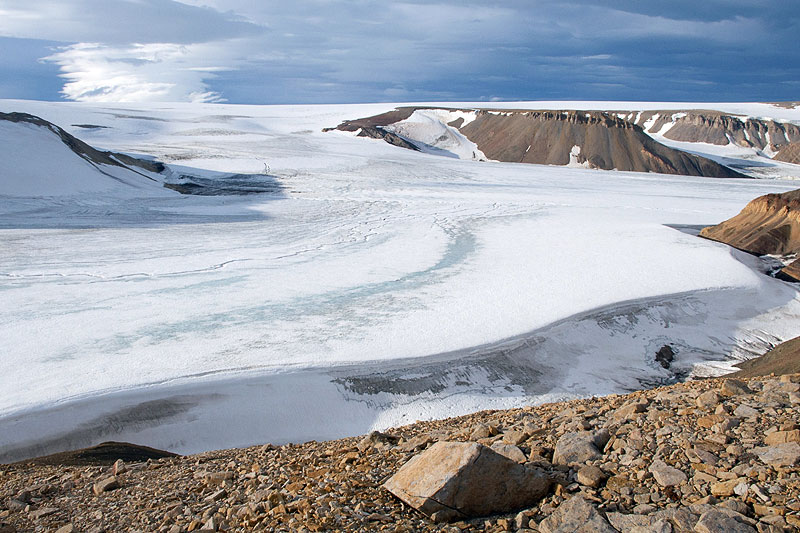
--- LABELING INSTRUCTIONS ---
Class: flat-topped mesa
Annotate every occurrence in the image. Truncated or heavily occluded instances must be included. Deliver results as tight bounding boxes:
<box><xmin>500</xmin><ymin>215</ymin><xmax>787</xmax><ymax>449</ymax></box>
<box><xmin>327</xmin><ymin>107</ymin><xmax>748</xmax><ymax>178</ymax></box>
<box><xmin>627</xmin><ymin>110</ymin><xmax>800</xmax><ymax>151</ymax></box>
<box><xmin>700</xmin><ymin>189</ymin><xmax>800</xmax><ymax>280</ymax></box>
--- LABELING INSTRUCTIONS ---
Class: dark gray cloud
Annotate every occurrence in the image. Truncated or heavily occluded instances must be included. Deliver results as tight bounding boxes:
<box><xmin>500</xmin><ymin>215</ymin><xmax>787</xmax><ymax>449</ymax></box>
<box><xmin>0</xmin><ymin>0</ymin><xmax>797</xmax><ymax>103</ymax></box>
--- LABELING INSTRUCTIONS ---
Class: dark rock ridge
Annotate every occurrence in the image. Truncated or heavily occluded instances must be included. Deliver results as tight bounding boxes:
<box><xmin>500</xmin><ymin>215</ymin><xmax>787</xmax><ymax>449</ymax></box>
<box><xmin>327</xmin><ymin>107</ymin><xmax>748</xmax><ymax>178</ymax></box>
<box><xmin>0</xmin><ymin>112</ymin><xmax>164</xmax><ymax>177</ymax></box>
<box><xmin>17</xmin><ymin>441</ymin><xmax>177</xmax><ymax>467</ymax></box>
<box><xmin>700</xmin><ymin>189</ymin><xmax>800</xmax><ymax>280</ymax></box>
<box><xmin>2</xmin><ymin>112</ymin><xmax>282</xmax><ymax>197</ymax></box>
<box><xmin>627</xmin><ymin>110</ymin><xmax>800</xmax><ymax>152</ymax></box>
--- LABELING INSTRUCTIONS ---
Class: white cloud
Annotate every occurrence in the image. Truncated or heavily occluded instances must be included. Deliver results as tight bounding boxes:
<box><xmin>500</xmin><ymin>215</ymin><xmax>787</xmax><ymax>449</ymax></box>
<box><xmin>44</xmin><ymin>42</ymin><xmax>230</xmax><ymax>102</ymax></box>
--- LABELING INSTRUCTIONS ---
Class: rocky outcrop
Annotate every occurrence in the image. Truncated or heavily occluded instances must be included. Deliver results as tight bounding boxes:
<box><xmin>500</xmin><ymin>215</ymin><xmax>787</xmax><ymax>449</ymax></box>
<box><xmin>3</xmin><ymin>372</ymin><xmax>800</xmax><ymax>532</ymax></box>
<box><xmin>699</xmin><ymin>189</ymin><xmax>800</xmax><ymax>280</ymax></box>
<box><xmin>328</xmin><ymin>107</ymin><xmax>748</xmax><ymax>178</ymax></box>
<box><xmin>733</xmin><ymin>335</ymin><xmax>800</xmax><ymax>378</ymax></box>
<box><xmin>0</xmin><ymin>112</ymin><xmax>164</xmax><ymax>175</ymax></box>
<box><xmin>629</xmin><ymin>110</ymin><xmax>800</xmax><ymax>151</ymax></box>
<box><xmin>775</xmin><ymin>142</ymin><xmax>800</xmax><ymax>164</ymax></box>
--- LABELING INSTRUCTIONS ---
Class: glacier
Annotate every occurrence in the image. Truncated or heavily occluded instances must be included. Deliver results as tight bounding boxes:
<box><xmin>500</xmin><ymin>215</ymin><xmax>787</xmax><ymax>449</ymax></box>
<box><xmin>1</xmin><ymin>100</ymin><xmax>799</xmax><ymax>461</ymax></box>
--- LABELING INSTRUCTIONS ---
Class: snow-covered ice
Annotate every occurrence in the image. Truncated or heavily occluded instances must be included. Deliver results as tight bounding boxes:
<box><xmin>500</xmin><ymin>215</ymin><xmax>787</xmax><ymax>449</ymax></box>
<box><xmin>1</xmin><ymin>100</ymin><xmax>799</xmax><ymax>461</ymax></box>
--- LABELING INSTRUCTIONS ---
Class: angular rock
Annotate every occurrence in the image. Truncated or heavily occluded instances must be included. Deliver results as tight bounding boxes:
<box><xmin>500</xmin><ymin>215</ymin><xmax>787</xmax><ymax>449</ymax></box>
<box><xmin>696</xmin><ymin>390</ymin><xmax>721</xmax><ymax>410</ymax></box>
<box><xmin>538</xmin><ymin>495</ymin><xmax>616</xmax><ymax>533</ymax></box>
<box><xmin>93</xmin><ymin>476</ymin><xmax>119</xmax><ymax>495</ymax></box>
<box><xmin>695</xmin><ymin>509</ymin><xmax>756</xmax><ymax>533</ymax></box>
<box><xmin>576</xmin><ymin>465</ymin><xmax>606</xmax><ymax>488</ymax></box>
<box><xmin>711</xmin><ymin>478</ymin><xmax>745</xmax><ymax>497</ymax></box>
<box><xmin>29</xmin><ymin>507</ymin><xmax>58</xmax><ymax>519</ymax></box>
<box><xmin>55</xmin><ymin>525</ymin><xmax>74</xmax><ymax>533</ymax></box>
<box><xmin>721</xmin><ymin>379</ymin><xmax>751</xmax><ymax>396</ymax></box>
<box><xmin>648</xmin><ymin>459</ymin><xmax>687</xmax><ymax>487</ymax></box>
<box><xmin>383</xmin><ymin>441</ymin><xmax>551</xmax><ymax>522</ymax></box>
<box><xmin>605</xmin><ymin>512</ymin><xmax>653</xmax><ymax>531</ymax></box>
<box><xmin>553</xmin><ymin>431</ymin><xmax>605</xmax><ymax>465</ymax></box>
<box><xmin>764</xmin><ymin>430</ymin><xmax>800</xmax><ymax>446</ymax></box>
<box><xmin>490</xmin><ymin>442</ymin><xmax>527</xmax><ymax>463</ymax></box>
<box><xmin>112</xmin><ymin>459</ymin><xmax>126</xmax><ymax>475</ymax></box>
<box><xmin>733</xmin><ymin>404</ymin><xmax>759</xmax><ymax>418</ymax></box>
<box><xmin>752</xmin><ymin>442</ymin><xmax>800</xmax><ymax>466</ymax></box>
<box><xmin>612</xmin><ymin>400</ymin><xmax>649</xmax><ymax>421</ymax></box>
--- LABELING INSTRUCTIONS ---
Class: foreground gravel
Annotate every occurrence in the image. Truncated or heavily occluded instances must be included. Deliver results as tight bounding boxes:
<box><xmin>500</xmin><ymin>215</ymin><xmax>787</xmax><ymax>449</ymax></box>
<box><xmin>2</xmin><ymin>373</ymin><xmax>799</xmax><ymax>532</ymax></box>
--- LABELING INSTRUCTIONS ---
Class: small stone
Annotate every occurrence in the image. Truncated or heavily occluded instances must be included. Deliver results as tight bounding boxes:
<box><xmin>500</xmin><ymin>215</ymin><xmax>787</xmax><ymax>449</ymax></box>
<box><xmin>648</xmin><ymin>459</ymin><xmax>687</xmax><ymax>487</ymax></box>
<box><xmin>205</xmin><ymin>488</ymin><xmax>227</xmax><ymax>502</ymax></box>
<box><xmin>612</xmin><ymin>400</ymin><xmax>649</xmax><ymax>420</ymax></box>
<box><xmin>576</xmin><ymin>465</ymin><xmax>606</xmax><ymax>488</ymax></box>
<box><xmin>734</xmin><ymin>404</ymin><xmax>759</xmax><ymax>418</ymax></box>
<box><xmin>605</xmin><ymin>512</ymin><xmax>653</xmax><ymax>531</ymax></box>
<box><xmin>711</xmin><ymin>478</ymin><xmax>745</xmax><ymax>497</ymax></box>
<box><xmin>55</xmin><ymin>525</ymin><xmax>74</xmax><ymax>533</ymax></box>
<box><xmin>204</xmin><ymin>471</ymin><xmax>235</xmax><ymax>485</ymax></box>
<box><xmin>357</xmin><ymin>430</ymin><xmax>399</xmax><ymax>451</ymax></box>
<box><xmin>29</xmin><ymin>507</ymin><xmax>59</xmax><ymax>520</ymax></box>
<box><xmin>93</xmin><ymin>476</ymin><xmax>119</xmax><ymax>495</ymax></box>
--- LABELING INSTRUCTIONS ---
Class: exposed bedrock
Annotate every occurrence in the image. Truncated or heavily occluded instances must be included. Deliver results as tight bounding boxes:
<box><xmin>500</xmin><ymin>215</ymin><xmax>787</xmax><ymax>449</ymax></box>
<box><xmin>700</xmin><ymin>189</ymin><xmax>800</xmax><ymax>281</ymax></box>
<box><xmin>458</xmin><ymin>110</ymin><xmax>745</xmax><ymax>177</ymax></box>
<box><xmin>630</xmin><ymin>110</ymin><xmax>800</xmax><ymax>151</ymax></box>
<box><xmin>775</xmin><ymin>142</ymin><xmax>800</xmax><ymax>164</ymax></box>
<box><xmin>329</xmin><ymin>107</ymin><xmax>747</xmax><ymax>178</ymax></box>
<box><xmin>0</xmin><ymin>111</ymin><xmax>165</xmax><ymax>175</ymax></box>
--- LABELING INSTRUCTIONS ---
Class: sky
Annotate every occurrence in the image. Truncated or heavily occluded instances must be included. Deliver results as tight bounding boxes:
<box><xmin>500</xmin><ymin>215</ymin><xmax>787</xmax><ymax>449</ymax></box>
<box><xmin>0</xmin><ymin>0</ymin><xmax>798</xmax><ymax>104</ymax></box>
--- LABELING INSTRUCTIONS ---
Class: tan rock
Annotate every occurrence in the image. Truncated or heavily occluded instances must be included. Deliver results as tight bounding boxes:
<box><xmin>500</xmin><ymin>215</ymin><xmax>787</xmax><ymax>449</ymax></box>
<box><xmin>721</xmin><ymin>379</ymin><xmax>752</xmax><ymax>396</ymax></box>
<box><xmin>648</xmin><ymin>459</ymin><xmax>687</xmax><ymax>487</ymax></box>
<box><xmin>576</xmin><ymin>465</ymin><xmax>606</xmax><ymax>488</ymax></box>
<box><xmin>383</xmin><ymin>441</ymin><xmax>551</xmax><ymax>522</ymax></box>
<box><xmin>538</xmin><ymin>495</ymin><xmax>616</xmax><ymax>533</ymax></box>
<box><xmin>552</xmin><ymin>431</ymin><xmax>607</xmax><ymax>465</ymax></box>
<box><xmin>752</xmin><ymin>442</ymin><xmax>800</xmax><ymax>466</ymax></box>
<box><xmin>711</xmin><ymin>477</ymin><xmax>745</xmax><ymax>497</ymax></box>
<box><xmin>489</xmin><ymin>442</ymin><xmax>527</xmax><ymax>463</ymax></box>
<box><xmin>764</xmin><ymin>430</ymin><xmax>800</xmax><ymax>446</ymax></box>
<box><xmin>696</xmin><ymin>390</ymin><xmax>721</xmax><ymax>409</ymax></box>
<box><xmin>93</xmin><ymin>476</ymin><xmax>119</xmax><ymax>496</ymax></box>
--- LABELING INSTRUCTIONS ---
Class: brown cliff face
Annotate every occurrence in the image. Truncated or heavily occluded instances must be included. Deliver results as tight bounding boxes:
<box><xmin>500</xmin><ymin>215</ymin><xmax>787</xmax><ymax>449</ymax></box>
<box><xmin>458</xmin><ymin>110</ymin><xmax>745</xmax><ymax>177</ymax></box>
<box><xmin>700</xmin><ymin>190</ymin><xmax>800</xmax><ymax>255</ymax></box>
<box><xmin>700</xmin><ymin>189</ymin><xmax>800</xmax><ymax>281</ymax></box>
<box><xmin>328</xmin><ymin>108</ymin><xmax>747</xmax><ymax>178</ymax></box>
<box><xmin>775</xmin><ymin>142</ymin><xmax>800</xmax><ymax>164</ymax></box>
<box><xmin>631</xmin><ymin>111</ymin><xmax>800</xmax><ymax>151</ymax></box>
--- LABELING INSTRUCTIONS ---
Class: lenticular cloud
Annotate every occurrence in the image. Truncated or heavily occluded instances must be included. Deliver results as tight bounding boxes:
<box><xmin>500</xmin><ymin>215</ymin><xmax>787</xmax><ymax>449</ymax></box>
<box><xmin>44</xmin><ymin>42</ymin><xmax>227</xmax><ymax>102</ymax></box>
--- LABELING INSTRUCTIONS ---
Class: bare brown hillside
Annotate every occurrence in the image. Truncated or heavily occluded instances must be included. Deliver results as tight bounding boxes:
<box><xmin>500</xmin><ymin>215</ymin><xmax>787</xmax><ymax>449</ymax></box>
<box><xmin>328</xmin><ymin>107</ymin><xmax>748</xmax><ymax>179</ymax></box>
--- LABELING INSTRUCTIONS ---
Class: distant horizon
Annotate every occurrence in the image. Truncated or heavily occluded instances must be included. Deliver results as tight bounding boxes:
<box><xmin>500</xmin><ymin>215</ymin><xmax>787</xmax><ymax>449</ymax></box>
<box><xmin>1</xmin><ymin>1</ymin><xmax>798</xmax><ymax>105</ymax></box>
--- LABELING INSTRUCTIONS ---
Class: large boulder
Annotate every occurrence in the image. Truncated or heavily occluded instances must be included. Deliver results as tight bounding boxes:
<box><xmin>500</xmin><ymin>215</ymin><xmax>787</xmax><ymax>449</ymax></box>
<box><xmin>383</xmin><ymin>441</ymin><xmax>551</xmax><ymax>522</ymax></box>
